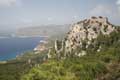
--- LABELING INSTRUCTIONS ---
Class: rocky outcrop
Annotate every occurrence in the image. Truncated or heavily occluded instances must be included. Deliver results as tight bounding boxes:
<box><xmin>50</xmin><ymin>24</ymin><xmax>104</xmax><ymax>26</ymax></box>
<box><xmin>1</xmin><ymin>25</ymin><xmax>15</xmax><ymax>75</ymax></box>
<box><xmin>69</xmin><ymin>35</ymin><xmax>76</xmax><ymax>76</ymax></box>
<box><xmin>64</xmin><ymin>16</ymin><xmax>115</xmax><ymax>54</ymax></box>
<box><xmin>48</xmin><ymin>16</ymin><xmax>116</xmax><ymax>59</ymax></box>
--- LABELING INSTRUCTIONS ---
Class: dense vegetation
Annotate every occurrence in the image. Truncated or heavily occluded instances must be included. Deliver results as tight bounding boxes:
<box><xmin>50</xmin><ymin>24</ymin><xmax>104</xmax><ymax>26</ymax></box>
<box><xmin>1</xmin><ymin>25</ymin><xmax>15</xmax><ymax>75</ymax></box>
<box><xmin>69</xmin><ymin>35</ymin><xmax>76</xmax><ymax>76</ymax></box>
<box><xmin>21</xmin><ymin>27</ymin><xmax>120</xmax><ymax>80</ymax></box>
<box><xmin>0</xmin><ymin>26</ymin><xmax>120</xmax><ymax>80</ymax></box>
<box><xmin>0</xmin><ymin>51</ymin><xmax>47</xmax><ymax>80</ymax></box>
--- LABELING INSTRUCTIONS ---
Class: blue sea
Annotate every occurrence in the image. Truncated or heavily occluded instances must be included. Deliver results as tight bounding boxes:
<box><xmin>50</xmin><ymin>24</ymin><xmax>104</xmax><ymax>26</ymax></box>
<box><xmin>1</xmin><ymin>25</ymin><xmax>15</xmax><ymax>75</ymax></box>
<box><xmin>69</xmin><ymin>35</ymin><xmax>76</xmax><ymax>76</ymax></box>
<box><xmin>0</xmin><ymin>37</ymin><xmax>43</xmax><ymax>61</ymax></box>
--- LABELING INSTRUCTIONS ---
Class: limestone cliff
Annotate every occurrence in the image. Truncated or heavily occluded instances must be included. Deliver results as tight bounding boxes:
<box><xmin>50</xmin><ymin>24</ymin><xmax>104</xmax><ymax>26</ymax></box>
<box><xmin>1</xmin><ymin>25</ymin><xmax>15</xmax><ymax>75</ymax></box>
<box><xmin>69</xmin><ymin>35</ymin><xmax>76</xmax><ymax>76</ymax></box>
<box><xmin>64</xmin><ymin>16</ymin><xmax>115</xmax><ymax>54</ymax></box>
<box><xmin>48</xmin><ymin>16</ymin><xmax>117</xmax><ymax>59</ymax></box>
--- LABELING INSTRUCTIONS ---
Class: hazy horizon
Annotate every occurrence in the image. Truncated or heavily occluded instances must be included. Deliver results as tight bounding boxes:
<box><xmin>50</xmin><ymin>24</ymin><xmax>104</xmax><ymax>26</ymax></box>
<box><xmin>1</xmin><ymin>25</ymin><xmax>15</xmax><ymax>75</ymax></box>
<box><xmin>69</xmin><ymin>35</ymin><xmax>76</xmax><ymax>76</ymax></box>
<box><xmin>0</xmin><ymin>0</ymin><xmax>120</xmax><ymax>30</ymax></box>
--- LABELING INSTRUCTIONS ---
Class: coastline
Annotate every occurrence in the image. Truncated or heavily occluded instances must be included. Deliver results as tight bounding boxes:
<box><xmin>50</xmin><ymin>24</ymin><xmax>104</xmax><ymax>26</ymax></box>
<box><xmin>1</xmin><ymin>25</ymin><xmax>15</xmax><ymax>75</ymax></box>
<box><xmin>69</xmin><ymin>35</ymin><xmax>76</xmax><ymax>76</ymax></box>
<box><xmin>34</xmin><ymin>39</ymin><xmax>48</xmax><ymax>52</ymax></box>
<box><xmin>0</xmin><ymin>36</ymin><xmax>47</xmax><ymax>62</ymax></box>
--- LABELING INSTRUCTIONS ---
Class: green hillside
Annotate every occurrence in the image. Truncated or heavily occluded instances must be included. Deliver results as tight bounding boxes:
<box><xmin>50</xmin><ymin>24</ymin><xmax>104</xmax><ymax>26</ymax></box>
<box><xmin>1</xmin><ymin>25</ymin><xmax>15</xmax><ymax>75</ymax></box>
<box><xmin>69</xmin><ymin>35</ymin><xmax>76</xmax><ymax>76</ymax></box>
<box><xmin>21</xmin><ymin>27</ymin><xmax>120</xmax><ymax>80</ymax></box>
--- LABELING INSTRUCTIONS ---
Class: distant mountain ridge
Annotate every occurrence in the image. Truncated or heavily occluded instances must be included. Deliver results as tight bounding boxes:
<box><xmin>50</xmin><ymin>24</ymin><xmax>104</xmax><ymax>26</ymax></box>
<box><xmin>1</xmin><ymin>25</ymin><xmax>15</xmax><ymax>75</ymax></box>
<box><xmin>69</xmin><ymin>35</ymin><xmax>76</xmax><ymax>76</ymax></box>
<box><xmin>16</xmin><ymin>24</ymin><xmax>70</xmax><ymax>37</ymax></box>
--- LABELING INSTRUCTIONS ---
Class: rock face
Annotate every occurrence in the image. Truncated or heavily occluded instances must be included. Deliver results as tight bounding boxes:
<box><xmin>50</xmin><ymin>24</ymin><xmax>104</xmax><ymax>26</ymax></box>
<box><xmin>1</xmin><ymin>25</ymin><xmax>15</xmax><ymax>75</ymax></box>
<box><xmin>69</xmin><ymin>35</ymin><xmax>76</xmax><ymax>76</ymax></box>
<box><xmin>64</xmin><ymin>16</ymin><xmax>115</xmax><ymax>54</ymax></box>
<box><xmin>49</xmin><ymin>16</ymin><xmax>116</xmax><ymax>59</ymax></box>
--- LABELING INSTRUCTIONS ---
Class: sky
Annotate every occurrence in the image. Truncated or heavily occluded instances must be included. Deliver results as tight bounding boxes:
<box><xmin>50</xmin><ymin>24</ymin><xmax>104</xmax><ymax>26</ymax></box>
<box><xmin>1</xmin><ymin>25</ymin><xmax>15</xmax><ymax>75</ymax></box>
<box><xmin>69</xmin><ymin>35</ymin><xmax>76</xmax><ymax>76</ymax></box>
<box><xmin>0</xmin><ymin>0</ymin><xmax>120</xmax><ymax>29</ymax></box>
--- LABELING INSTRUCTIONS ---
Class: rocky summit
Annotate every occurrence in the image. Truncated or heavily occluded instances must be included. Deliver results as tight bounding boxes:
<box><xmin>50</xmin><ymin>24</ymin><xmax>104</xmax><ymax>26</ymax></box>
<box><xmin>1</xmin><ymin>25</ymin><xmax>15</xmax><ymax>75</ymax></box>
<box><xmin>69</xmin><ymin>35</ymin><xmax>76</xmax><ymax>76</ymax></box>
<box><xmin>52</xmin><ymin>16</ymin><xmax>117</xmax><ymax>58</ymax></box>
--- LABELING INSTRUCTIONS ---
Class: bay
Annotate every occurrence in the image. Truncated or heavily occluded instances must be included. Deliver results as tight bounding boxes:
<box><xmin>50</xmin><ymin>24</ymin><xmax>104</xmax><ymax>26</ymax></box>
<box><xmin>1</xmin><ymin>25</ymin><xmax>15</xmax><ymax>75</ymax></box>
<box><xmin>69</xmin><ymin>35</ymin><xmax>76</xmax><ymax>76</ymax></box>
<box><xmin>0</xmin><ymin>37</ymin><xmax>43</xmax><ymax>61</ymax></box>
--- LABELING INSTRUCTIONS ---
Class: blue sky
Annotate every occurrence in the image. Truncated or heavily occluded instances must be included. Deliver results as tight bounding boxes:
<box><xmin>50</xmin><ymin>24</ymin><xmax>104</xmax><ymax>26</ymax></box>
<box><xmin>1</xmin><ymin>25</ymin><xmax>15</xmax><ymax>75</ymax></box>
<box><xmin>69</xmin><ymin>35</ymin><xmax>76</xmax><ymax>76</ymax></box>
<box><xmin>0</xmin><ymin>0</ymin><xmax>120</xmax><ymax>29</ymax></box>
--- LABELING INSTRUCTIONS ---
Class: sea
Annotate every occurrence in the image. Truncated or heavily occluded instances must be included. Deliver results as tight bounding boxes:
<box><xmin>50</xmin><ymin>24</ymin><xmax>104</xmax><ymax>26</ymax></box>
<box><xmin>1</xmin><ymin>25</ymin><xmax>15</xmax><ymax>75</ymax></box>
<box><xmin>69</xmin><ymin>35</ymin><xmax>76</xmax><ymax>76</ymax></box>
<box><xmin>0</xmin><ymin>36</ymin><xmax>44</xmax><ymax>61</ymax></box>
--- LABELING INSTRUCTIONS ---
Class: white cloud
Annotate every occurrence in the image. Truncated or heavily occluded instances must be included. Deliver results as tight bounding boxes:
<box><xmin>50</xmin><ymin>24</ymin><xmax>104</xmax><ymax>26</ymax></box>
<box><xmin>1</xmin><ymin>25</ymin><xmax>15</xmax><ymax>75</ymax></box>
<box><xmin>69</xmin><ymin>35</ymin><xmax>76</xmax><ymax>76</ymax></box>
<box><xmin>89</xmin><ymin>4</ymin><xmax>120</xmax><ymax>23</ymax></box>
<box><xmin>90</xmin><ymin>1</ymin><xmax>120</xmax><ymax>17</ymax></box>
<box><xmin>47</xmin><ymin>17</ymin><xmax>53</xmax><ymax>21</ymax></box>
<box><xmin>116</xmin><ymin>0</ymin><xmax>120</xmax><ymax>14</ymax></box>
<box><xmin>90</xmin><ymin>5</ymin><xmax>111</xmax><ymax>15</ymax></box>
<box><xmin>116</xmin><ymin>0</ymin><xmax>120</xmax><ymax>5</ymax></box>
<box><xmin>21</xmin><ymin>18</ymin><xmax>32</xmax><ymax>23</ymax></box>
<box><xmin>73</xmin><ymin>15</ymin><xmax>78</xmax><ymax>19</ymax></box>
<box><xmin>0</xmin><ymin>0</ymin><xmax>21</xmax><ymax>7</ymax></box>
<box><xmin>90</xmin><ymin>5</ymin><xmax>112</xmax><ymax>16</ymax></box>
